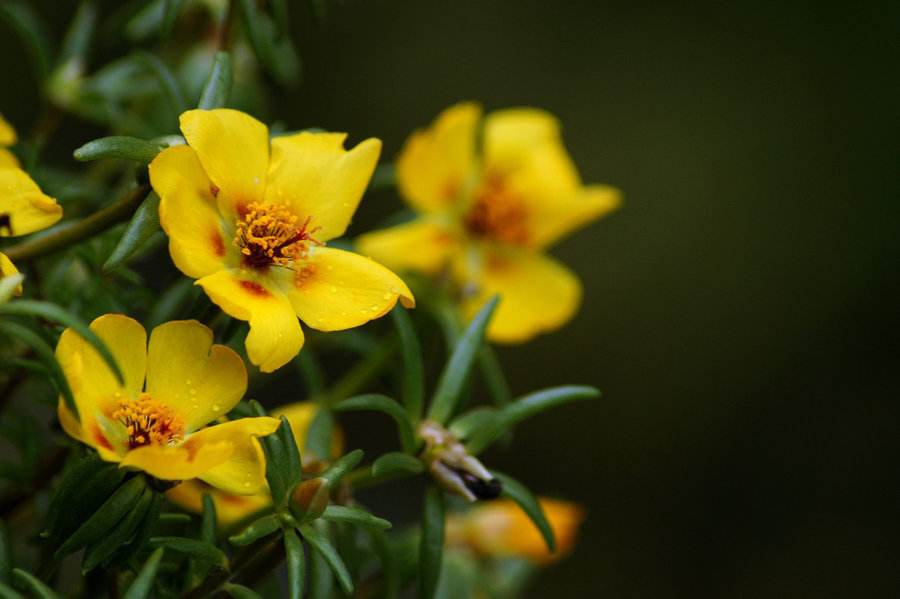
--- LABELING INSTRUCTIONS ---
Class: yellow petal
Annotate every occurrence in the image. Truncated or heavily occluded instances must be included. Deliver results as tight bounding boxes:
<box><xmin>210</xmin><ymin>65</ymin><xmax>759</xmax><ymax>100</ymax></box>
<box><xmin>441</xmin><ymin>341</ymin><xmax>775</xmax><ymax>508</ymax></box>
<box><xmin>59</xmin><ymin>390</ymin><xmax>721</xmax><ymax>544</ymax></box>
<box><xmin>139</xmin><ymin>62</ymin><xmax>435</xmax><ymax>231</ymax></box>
<box><xmin>0</xmin><ymin>114</ymin><xmax>16</xmax><ymax>146</ymax></box>
<box><xmin>272</xmin><ymin>402</ymin><xmax>344</xmax><ymax>461</ymax></box>
<box><xmin>0</xmin><ymin>148</ymin><xmax>19</xmax><ymax>168</ymax></box>
<box><xmin>483</xmin><ymin>108</ymin><xmax>561</xmax><ymax>173</ymax></box>
<box><xmin>0</xmin><ymin>252</ymin><xmax>22</xmax><ymax>296</ymax></box>
<box><xmin>355</xmin><ymin>217</ymin><xmax>461</xmax><ymax>275</ymax></box>
<box><xmin>120</xmin><ymin>438</ymin><xmax>233</xmax><ymax>481</ymax></box>
<box><xmin>278</xmin><ymin>246</ymin><xmax>414</xmax><ymax>332</ymax></box>
<box><xmin>55</xmin><ymin>314</ymin><xmax>148</xmax><ymax>450</ymax></box>
<box><xmin>0</xmin><ymin>168</ymin><xmax>62</xmax><ymax>237</ymax></box>
<box><xmin>265</xmin><ymin>133</ymin><xmax>381</xmax><ymax>241</ymax></box>
<box><xmin>166</xmin><ymin>481</ymin><xmax>271</xmax><ymax>525</ymax></box>
<box><xmin>150</xmin><ymin>145</ymin><xmax>232</xmax><ymax>278</ymax></box>
<box><xmin>192</xmin><ymin>417</ymin><xmax>281</xmax><ymax>494</ymax></box>
<box><xmin>179</xmin><ymin>109</ymin><xmax>269</xmax><ymax>216</ymax></box>
<box><xmin>196</xmin><ymin>269</ymin><xmax>304</xmax><ymax>372</ymax></box>
<box><xmin>145</xmin><ymin>320</ymin><xmax>247</xmax><ymax>432</ymax></box>
<box><xmin>454</xmin><ymin>247</ymin><xmax>581</xmax><ymax>343</ymax></box>
<box><xmin>396</xmin><ymin>102</ymin><xmax>481</xmax><ymax>213</ymax></box>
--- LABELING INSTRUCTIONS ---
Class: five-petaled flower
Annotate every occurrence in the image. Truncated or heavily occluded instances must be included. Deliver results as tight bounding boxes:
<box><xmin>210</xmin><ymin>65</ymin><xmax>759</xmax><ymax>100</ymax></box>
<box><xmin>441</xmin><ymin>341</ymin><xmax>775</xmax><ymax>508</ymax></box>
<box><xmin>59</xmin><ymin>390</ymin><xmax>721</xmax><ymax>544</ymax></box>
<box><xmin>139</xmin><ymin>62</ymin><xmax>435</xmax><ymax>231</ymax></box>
<box><xmin>0</xmin><ymin>113</ymin><xmax>63</xmax><ymax>295</ymax></box>
<box><xmin>357</xmin><ymin>103</ymin><xmax>620</xmax><ymax>343</ymax></box>
<box><xmin>149</xmin><ymin>109</ymin><xmax>415</xmax><ymax>373</ymax></box>
<box><xmin>166</xmin><ymin>401</ymin><xmax>343</xmax><ymax>524</ymax></box>
<box><xmin>446</xmin><ymin>498</ymin><xmax>585</xmax><ymax>564</ymax></box>
<box><xmin>56</xmin><ymin>314</ymin><xmax>280</xmax><ymax>494</ymax></box>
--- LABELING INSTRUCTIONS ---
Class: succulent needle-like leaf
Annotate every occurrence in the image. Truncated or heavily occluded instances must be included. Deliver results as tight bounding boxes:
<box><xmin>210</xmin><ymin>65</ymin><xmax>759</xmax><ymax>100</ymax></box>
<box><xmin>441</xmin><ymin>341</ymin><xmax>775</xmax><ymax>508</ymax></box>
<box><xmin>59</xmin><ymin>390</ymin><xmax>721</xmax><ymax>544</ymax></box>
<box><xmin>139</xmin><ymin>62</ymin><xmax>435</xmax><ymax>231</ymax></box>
<box><xmin>492</xmin><ymin>471</ymin><xmax>556</xmax><ymax>553</ymax></box>
<box><xmin>197</xmin><ymin>51</ymin><xmax>232</xmax><ymax>110</ymax></box>
<box><xmin>321</xmin><ymin>505</ymin><xmax>391</xmax><ymax>530</ymax></box>
<box><xmin>419</xmin><ymin>485</ymin><xmax>445</xmax><ymax>599</ymax></box>
<box><xmin>122</xmin><ymin>547</ymin><xmax>164</xmax><ymax>599</ymax></box>
<box><xmin>283</xmin><ymin>528</ymin><xmax>305</xmax><ymax>599</ymax></box>
<box><xmin>301</xmin><ymin>523</ymin><xmax>353</xmax><ymax>596</ymax></box>
<box><xmin>334</xmin><ymin>394</ymin><xmax>416</xmax><ymax>454</ymax></box>
<box><xmin>73</xmin><ymin>136</ymin><xmax>163</xmax><ymax>163</ymax></box>
<box><xmin>391</xmin><ymin>306</ymin><xmax>424</xmax><ymax>420</ymax></box>
<box><xmin>104</xmin><ymin>191</ymin><xmax>161</xmax><ymax>271</ymax></box>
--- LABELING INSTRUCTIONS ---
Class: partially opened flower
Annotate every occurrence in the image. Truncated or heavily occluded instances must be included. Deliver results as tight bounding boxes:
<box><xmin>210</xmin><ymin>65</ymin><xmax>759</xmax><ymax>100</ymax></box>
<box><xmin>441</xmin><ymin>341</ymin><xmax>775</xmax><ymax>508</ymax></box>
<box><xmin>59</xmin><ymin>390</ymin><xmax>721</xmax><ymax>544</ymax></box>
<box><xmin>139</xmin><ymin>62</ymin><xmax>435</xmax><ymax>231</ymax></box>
<box><xmin>357</xmin><ymin>103</ymin><xmax>620</xmax><ymax>343</ymax></box>
<box><xmin>166</xmin><ymin>401</ymin><xmax>343</xmax><ymax>524</ymax></box>
<box><xmin>56</xmin><ymin>314</ymin><xmax>280</xmax><ymax>494</ymax></box>
<box><xmin>446</xmin><ymin>498</ymin><xmax>585</xmax><ymax>564</ymax></box>
<box><xmin>149</xmin><ymin>109</ymin><xmax>415</xmax><ymax>373</ymax></box>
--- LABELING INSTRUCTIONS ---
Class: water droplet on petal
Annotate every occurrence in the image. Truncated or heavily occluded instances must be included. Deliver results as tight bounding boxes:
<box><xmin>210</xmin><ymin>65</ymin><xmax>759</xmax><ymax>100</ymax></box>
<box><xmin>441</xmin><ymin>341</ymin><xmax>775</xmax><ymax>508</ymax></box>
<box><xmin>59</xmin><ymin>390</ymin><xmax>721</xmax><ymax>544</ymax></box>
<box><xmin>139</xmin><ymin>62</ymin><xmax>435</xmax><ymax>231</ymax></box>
<box><xmin>382</xmin><ymin>293</ymin><xmax>391</xmax><ymax>300</ymax></box>
<box><xmin>212</xmin><ymin>404</ymin><xmax>221</xmax><ymax>412</ymax></box>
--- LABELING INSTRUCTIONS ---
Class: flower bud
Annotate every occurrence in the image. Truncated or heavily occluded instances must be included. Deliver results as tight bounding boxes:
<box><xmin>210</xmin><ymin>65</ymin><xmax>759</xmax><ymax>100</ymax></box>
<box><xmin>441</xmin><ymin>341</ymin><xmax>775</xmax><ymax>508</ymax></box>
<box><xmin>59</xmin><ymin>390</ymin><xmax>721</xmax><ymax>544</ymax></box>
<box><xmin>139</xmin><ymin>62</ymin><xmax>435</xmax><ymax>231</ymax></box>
<box><xmin>418</xmin><ymin>420</ymin><xmax>502</xmax><ymax>502</ymax></box>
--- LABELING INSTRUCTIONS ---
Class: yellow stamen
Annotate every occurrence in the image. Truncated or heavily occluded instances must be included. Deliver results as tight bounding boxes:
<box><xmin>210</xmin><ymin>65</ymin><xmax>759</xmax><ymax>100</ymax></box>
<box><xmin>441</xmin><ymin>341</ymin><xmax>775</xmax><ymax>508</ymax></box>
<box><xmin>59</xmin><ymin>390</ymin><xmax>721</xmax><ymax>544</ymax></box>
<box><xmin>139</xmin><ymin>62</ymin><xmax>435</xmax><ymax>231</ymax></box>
<box><xmin>233</xmin><ymin>201</ymin><xmax>320</xmax><ymax>269</ymax></box>
<box><xmin>112</xmin><ymin>393</ymin><xmax>184</xmax><ymax>448</ymax></box>
<box><xmin>464</xmin><ymin>176</ymin><xmax>529</xmax><ymax>245</ymax></box>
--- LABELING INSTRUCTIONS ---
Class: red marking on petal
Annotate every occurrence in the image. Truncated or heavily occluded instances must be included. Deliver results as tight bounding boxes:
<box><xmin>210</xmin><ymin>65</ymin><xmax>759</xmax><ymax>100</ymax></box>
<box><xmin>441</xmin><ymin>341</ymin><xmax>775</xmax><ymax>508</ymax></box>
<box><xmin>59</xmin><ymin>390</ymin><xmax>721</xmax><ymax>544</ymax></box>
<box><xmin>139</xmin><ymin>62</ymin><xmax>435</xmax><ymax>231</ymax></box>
<box><xmin>93</xmin><ymin>425</ymin><xmax>113</xmax><ymax>451</ymax></box>
<box><xmin>219</xmin><ymin>493</ymin><xmax>249</xmax><ymax>505</ymax></box>
<box><xmin>240</xmin><ymin>280</ymin><xmax>270</xmax><ymax>297</ymax></box>
<box><xmin>210</xmin><ymin>184</ymin><xmax>220</xmax><ymax>198</ymax></box>
<box><xmin>211</xmin><ymin>230</ymin><xmax>225</xmax><ymax>257</ymax></box>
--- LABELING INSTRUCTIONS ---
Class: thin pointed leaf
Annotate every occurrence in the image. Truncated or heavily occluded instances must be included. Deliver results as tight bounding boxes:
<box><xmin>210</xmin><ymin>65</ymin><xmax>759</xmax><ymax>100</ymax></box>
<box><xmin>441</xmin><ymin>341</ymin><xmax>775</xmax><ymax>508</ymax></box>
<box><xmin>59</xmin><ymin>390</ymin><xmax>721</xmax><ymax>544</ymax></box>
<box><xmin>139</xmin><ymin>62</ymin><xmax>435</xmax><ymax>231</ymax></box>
<box><xmin>333</xmin><ymin>394</ymin><xmax>415</xmax><ymax>454</ymax></box>
<box><xmin>321</xmin><ymin>505</ymin><xmax>391</xmax><ymax>530</ymax></box>
<box><xmin>224</xmin><ymin>584</ymin><xmax>262</xmax><ymax>599</ymax></box>
<box><xmin>320</xmin><ymin>449</ymin><xmax>364</xmax><ymax>489</ymax></box>
<box><xmin>428</xmin><ymin>296</ymin><xmax>500</xmax><ymax>424</ymax></box>
<box><xmin>0</xmin><ymin>299</ymin><xmax>124</xmax><ymax>384</ymax></box>
<box><xmin>148</xmin><ymin>537</ymin><xmax>228</xmax><ymax>569</ymax></box>
<box><xmin>479</xmin><ymin>345</ymin><xmax>512</xmax><ymax>407</ymax></box>
<box><xmin>419</xmin><ymin>485</ymin><xmax>445</xmax><ymax>599</ymax></box>
<box><xmin>283</xmin><ymin>528</ymin><xmax>305</xmax><ymax>599</ymax></box>
<box><xmin>56</xmin><ymin>475</ymin><xmax>147</xmax><ymax>557</ymax></box>
<box><xmin>269</xmin><ymin>0</ymin><xmax>289</xmax><ymax>36</ymax></box>
<box><xmin>294</xmin><ymin>348</ymin><xmax>324</xmax><ymax>396</ymax></box>
<box><xmin>391</xmin><ymin>306</ymin><xmax>424</xmax><ymax>420</ymax></box>
<box><xmin>278</xmin><ymin>415</ymin><xmax>303</xmax><ymax>491</ymax></box>
<box><xmin>11</xmin><ymin>570</ymin><xmax>56</xmax><ymax>599</ymax></box>
<box><xmin>201</xmin><ymin>493</ymin><xmax>216</xmax><ymax>544</ymax></box>
<box><xmin>0</xmin><ymin>2</ymin><xmax>51</xmax><ymax>78</ymax></box>
<box><xmin>0</xmin><ymin>582</ymin><xmax>22</xmax><ymax>599</ymax></box>
<box><xmin>133</xmin><ymin>51</ymin><xmax>188</xmax><ymax>117</ymax></box>
<box><xmin>229</xmin><ymin>514</ymin><xmax>281</xmax><ymax>546</ymax></box>
<box><xmin>371</xmin><ymin>452</ymin><xmax>424</xmax><ymax>479</ymax></box>
<box><xmin>304</xmin><ymin>408</ymin><xmax>333</xmax><ymax>462</ymax></box>
<box><xmin>81</xmin><ymin>486</ymin><xmax>152</xmax><ymax>572</ymax></box>
<box><xmin>492</xmin><ymin>471</ymin><xmax>555</xmax><ymax>553</ymax></box>
<box><xmin>467</xmin><ymin>386</ymin><xmax>599</xmax><ymax>454</ymax></box>
<box><xmin>308</xmin><ymin>535</ymin><xmax>333</xmax><ymax>599</ymax></box>
<box><xmin>43</xmin><ymin>455</ymin><xmax>122</xmax><ymax>540</ymax></box>
<box><xmin>73</xmin><ymin>136</ymin><xmax>163</xmax><ymax>164</ymax></box>
<box><xmin>301</xmin><ymin>524</ymin><xmax>353</xmax><ymax>595</ymax></box>
<box><xmin>0</xmin><ymin>274</ymin><xmax>24</xmax><ymax>304</ymax></box>
<box><xmin>197</xmin><ymin>51</ymin><xmax>232</xmax><ymax>109</ymax></box>
<box><xmin>104</xmin><ymin>191</ymin><xmax>161</xmax><ymax>271</ymax></box>
<box><xmin>123</xmin><ymin>547</ymin><xmax>164</xmax><ymax>599</ymax></box>
<box><xmin>448</xmin><ymin>407</ymin><xmax>498</xmax><ymax>441</ymax></box>
<box><xmin>368</xmin><ymin>529</ymin><xmax>400</xmax><ymax>599</ymax></box>
<box><xmin>57</xmin><ymin>1</ymin><xmax>96</xmax><ymax>67</ymax></box>
<box><xmin>0</xmin><ymin>320</ymin><xmax>75</xmax><ymax>416</ymax></box>
<box><xmin>159</xmin><ymin>0</ymin><xmax>187</xmax><ymax>40</ymax></box>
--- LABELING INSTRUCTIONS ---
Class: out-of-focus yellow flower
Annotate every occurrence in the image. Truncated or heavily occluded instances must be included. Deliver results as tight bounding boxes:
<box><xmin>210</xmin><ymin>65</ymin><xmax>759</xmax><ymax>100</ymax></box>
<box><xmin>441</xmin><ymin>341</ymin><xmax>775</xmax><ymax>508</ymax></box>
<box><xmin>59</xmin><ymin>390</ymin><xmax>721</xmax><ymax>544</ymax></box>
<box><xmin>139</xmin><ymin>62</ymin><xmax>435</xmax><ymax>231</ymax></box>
<box><xmin>56</xmin><ymin>314</ymin><xmax>279</xmax><ymax>494</ymax></box>
<box><xmin>0</xmin><ymin>252</ymin><xmax>22</xmax><ymax>297</ymax></box>
<box><xmin>166</xmin><ymin>401</ymin><xmax>343</xmax><ymax>524</ymax></box>
<box><xmin>445</xmin><ymin>498</ymin><xmax>585</xmax><ymax>564</ymax></box>
<box><xmin>149</xmin><ymin>109</ymin><xmax>415</xmax><ymax>373</ymax></box>
<box><xmin>0</xmin><ymin>113</ymin><xmax>19</xmax><ymax>167</ymax></box>
<box><xmin>357</xmin><ymin>103</ymin><xmax>620</xmax><ymax>343</ymax></box>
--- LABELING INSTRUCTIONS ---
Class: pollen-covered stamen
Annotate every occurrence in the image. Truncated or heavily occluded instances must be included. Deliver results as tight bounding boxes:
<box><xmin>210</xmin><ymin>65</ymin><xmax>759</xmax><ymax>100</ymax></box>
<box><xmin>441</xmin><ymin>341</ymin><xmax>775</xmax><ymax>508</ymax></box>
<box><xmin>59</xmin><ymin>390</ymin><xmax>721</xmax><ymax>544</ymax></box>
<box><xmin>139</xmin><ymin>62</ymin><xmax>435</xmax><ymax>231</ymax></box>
<box><xmin>233</xmin><ymin>201</ymin><xmax>322</xmax><ymax>269</ymax></box>
<box><xmin>463</xmin><ymin>175</ymin><xmax>529</xmax><ymax>245</ymax></box>
<box><xmin>112</xmin><ymin>393</ymin><xmax>184</xmax><ymax>449</ymax></box>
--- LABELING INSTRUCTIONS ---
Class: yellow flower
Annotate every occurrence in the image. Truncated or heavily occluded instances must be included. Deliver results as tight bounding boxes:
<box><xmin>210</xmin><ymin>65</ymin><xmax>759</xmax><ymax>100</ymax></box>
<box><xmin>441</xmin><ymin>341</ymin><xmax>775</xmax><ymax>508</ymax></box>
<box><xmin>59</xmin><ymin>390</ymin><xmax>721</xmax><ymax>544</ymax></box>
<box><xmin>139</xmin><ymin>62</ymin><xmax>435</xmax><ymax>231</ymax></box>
<box><xmin>166</xmin><ymin>401</ymin><xmax>343</xmax><ymax>524</ymax></box>
<box><xmin>0</xmin><ymin>113</ymin><xmax>19</xmax><ymax>167</ymax></box>
<box><xmin>445</xmin><ymin>498</ymin><xmax>585</xmax><ymax>564</ymax></box>
<box><xmin>0</xmin><ymin>252</ymin><xmax>22</xmax><ymax>298</ymax></box>
<box><xmin>149</xmin><ymin>109</ymin><xmax>415</xmax><ymax>373</ymax></box>
<box><xmin>56</xmin><ymin>314</ymin><xmax>280</xmax><ymax>494</ymax></box>
<box><xmin>357</xmin><ymin>103</ymin><xmax>620</xmax><ymax>343</ymax></box>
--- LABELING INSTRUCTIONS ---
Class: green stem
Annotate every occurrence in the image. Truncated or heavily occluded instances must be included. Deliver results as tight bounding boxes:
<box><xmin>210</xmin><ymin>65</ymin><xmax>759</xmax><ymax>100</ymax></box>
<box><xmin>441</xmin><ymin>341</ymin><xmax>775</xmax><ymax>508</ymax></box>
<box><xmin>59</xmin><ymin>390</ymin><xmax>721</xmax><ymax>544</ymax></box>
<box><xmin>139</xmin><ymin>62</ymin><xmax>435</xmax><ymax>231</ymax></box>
<box><xmin>3</xmin><ymin>185</ymin><xmax>150</xmax><ymax>263</ymax></box>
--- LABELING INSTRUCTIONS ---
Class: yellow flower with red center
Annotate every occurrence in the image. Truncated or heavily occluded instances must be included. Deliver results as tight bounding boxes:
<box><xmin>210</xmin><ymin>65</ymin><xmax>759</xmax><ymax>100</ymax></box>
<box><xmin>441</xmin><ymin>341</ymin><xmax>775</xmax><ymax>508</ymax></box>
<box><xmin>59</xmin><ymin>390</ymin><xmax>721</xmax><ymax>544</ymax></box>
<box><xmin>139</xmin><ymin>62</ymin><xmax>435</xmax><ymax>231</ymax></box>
<box><xmin>445</xmin><ymin>498</ymin><xmax>585</xmax><ymax>564</ymax></box>
<box><xmin>357</xmin><ymin>103</ymin><xmax>620</xmax><ymax>343</ymax></box>
<box><xmin>0</xmin><ymin>113</ymin><xmax>63</xmax><ymax>296</ymax></box>
<box><xmin>166</xmin><ymin>401</ymin><xmax>343</xmax><ymax>524</ymax></box>
<box><xmin>149</xmin><ymin>109</ymin><xmax>415</xmax><ymax>373</ymax></box>
<box><xmin>56</xmin><ymin>314</ymin><xmax>280</xmax><ymax>494</ymax></box>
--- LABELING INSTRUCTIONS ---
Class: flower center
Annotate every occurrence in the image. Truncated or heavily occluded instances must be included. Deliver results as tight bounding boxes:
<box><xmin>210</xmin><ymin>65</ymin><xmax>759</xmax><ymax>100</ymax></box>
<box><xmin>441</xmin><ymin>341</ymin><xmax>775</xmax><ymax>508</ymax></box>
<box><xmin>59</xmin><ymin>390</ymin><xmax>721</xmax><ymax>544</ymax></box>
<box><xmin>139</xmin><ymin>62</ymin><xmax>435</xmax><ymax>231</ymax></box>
<box><xmin>463</xmin><ymin>177</ymin><xmax>529</xmax><ymax>245</ymax></box>
<box><xmin>234</xmin><ymin>202</ymin><xmax>321</xmax><ymax>269</ymax></box>
<box><xmin>112</xmin><ymin>393</ymin><xmax>184</xmax><ymax>449</ymax></box>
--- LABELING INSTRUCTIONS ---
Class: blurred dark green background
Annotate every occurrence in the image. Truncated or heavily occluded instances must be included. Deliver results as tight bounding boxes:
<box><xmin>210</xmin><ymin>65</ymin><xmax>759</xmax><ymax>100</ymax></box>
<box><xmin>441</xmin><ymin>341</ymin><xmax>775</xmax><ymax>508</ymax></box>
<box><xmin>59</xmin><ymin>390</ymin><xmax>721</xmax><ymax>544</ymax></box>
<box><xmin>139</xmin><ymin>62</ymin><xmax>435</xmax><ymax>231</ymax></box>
<box><xmin>3</xmin><ymin>1</ymin><xmax>898</xmax><ymax>596</ymax></box>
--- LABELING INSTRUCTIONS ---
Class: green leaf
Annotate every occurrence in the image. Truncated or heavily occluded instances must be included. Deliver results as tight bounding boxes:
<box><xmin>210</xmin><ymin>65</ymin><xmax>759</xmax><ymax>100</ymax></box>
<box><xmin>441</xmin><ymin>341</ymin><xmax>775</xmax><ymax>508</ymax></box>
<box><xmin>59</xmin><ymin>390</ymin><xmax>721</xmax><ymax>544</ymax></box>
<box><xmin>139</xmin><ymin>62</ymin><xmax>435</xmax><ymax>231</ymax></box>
<box><xmin>269</xmin><ymin>0</ymin><xmax>289</xmax><ymax>37</ymax></box>
<box><xmin>200</xmin><ymin>493</ymin><xmax>217</xmax><ymax>545</ymax></box>
<box><xmin>367</xmin><ymin>529</ymin><xmax>400</xmax><ymax>599</ymax></box>
<box><xmin>148</xmin><ymin>537</ymin><xmax>228</xmax><ymax>569</ymax></box>
<box><xmin>467</xmin><ymin>385</ymin><xmax>599</xmax><ymax>454</ymax></box>
<box><xmin>448</xmin><ymin>407</ymin><xmax>498</xmax><ymax>441</ymax></box>
<box><xmin>307</xmin><ymin>537</ymin><xmax>333</xmax><ymax>599</ymax></box>
<box><xmin>11</xmin><ymin>569</ymin><xmax>56</xmax><ymax>599</ymax></box>
<box><xmin>117</xmin><ymin>492</ymin><xmax>163</xmax><ymax>564</ymax></box>
<box><xmin>73</xmin><ymin>136</ymin><xmax>163</xmax><ymax>164</ymax></box>
<box><xmin>419</xmin><ymin>485</ymin><xmax>445</xmax><ymax>599</ymax></box>
<box><xmin>0</xmin><ymin>521</ymin><xmax>11</xmax><ymax>584</ymax></box>
<box><xmin>158</xmin><ymin>513</ymin><xmax>192</xmax><ymax>524</ymax></box>
<box><xmin>320</xmin><ymin>449</ymin><xmax>364</xmax><ymax>489</ymax></box>
<box><xmin>57</xmin><ymin>1</ymin><xmax>97</xmax><ymax>67</ymax></box>
<box><xmin>391</xmin><ymin>306</ymin><xmax>424</xmax><ymax>420</ymax></box>
<box><xmin>301</xmin><ymin>523</ymin><xmax>353</xmax><ymax>596</ymax></box>
<box><xmin>81</xmin><ymin>486</ymin><xmax>153</xmax><ymax>572</ymax></box>
<box><xmin>304</xmin><ymin>407</ymin><xmax>333</xmax><ymax>462</ymax></box>
<box><xmin>333</xmin><ymin>394</ymin><xmax>415</xmax><ymax>454</ymax></box>
<box><xmin>0</xmin><ymin>582</ymin><xmax>22</xmax><ymax>599</ymax></box>
<box><xmin>0</xmin><ymin>1</ymin><xmax>51</xmax><ymax>78</ymax></box>
<box><xmin>43</xmin><ymin>455</ymin><xmax>122</xmax><ymax>540</ymax></box>
<box><xmin>235</xmin><ymin>0</ymin><xmax>301</xmax><ymax>87</ymax></box>
<box><xmin>197</xmin><ymin>51</ymin><xmax>233</xmax><ymax>109</ymax></box>
<box><xmin>371</xmin><ymin>452</ymin><xmax>424</xmax><ymax>479</ymax></box>
<box><xmin>283</xmin><ymin>528</ymin><xmax>305</xmax><ymax>599</ymax></box>
<box><xmin>159</xmin><ymin>0</ymin><xmax>187</xmax><ymax>40</ymax></box>
<box><xmin>56</xmin><ymin>475</ymin><xmax>147</xmax><ymax>558</ymax></box>
<box><xmin>492</xmin><ymin>471</ymin><xmax>555</xmax><ymax>553</ymax></box>
<box><xmin>251</xmin><ymin>403</ymin><xmax>301</xmax><ymax>508</ymax></box>
<box><xmin>321</xmin><ymin>505</ymin><xmax>391</xmax><ymax>530</ymax></box>
<box><xmin>294</xmin><ymin>348</ymin><xmax>324</xmax><ymax>396</ymax></box>
<box><xmin>427</xmin><ymin>296</ymin><xmax>500</xmax><ymax>424</ymax></box>
<box><xmin>228</xmin><ymin>514</ymin><xmax>281</xmax><ymax>546</ymax></box>
<box><xmin>133</xmin><ymin>51</ymin><xmax>188</xmax><ymax>118</ymax></box>
<box><xmin>122</xmin><ymin>547</ymin><xmax>164</xmax><ymax>599</ymax></box>
<box><xmin>479</xmin><ymin>344</ymin><xmax>512</xmax><ymax>407</ymax></box>
<box><xmin>0</xmin><ymin>320</ymin><xmax>75</xmax><ymax>416</ymax></box>
<box><xmin>103</xmin><ymin>191</ymin><xmax>161</xmax><ymax>271</ymax></box>
<box><xmin>223</xmin><ymin>584</ymin><xmax>262</xmax><ymax>599</ymax></box>
<box><xmin>0</xmin><ymin>299</ymin><xmax>124</xmax><ymax>385</ymax></box>
<box><xmin>0</xmin><ymin>274</ymin><xmax>24</xmax><ymax>304</ymax></box>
